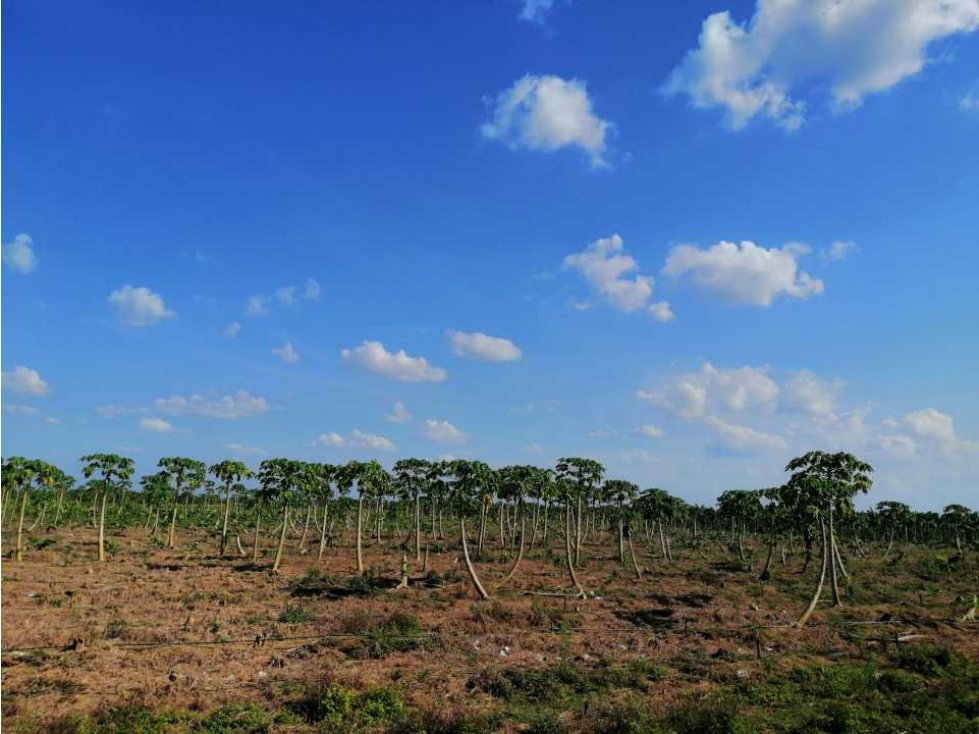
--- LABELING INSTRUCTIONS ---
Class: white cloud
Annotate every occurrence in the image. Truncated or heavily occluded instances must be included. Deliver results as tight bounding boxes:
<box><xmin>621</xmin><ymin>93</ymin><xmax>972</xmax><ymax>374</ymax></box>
<box><xmin>313</xmin><ymin>432</ymin><xmax>346</xmax><ymax>447</ymax></box>
<box><xmin>784</xmin><ymin>370</ymin><xmax>845</xmax><ymax>415</ymax></box>
<box><xmin>154</xmin><ymin>390</ymin><xmax>271</xmax><ymax>419</ymax></box>
<box><xmin>225</xmin><ymin>442</ymin><xmax>266</xmax><ymax>456</ymax></box>
<box><xmin>664</xmin><ymin>0</ymin><xmax>979</xmax><ymax>129</ymax></box>
<box><xmin>271</xmin><ymin>342</ymin><xmax>300</xmax><ymax>364</ymax></box>
<box><xmin>824</xmin><ymin>240</ymin><xmax>858</xmax><ymax>261</ymax></box>
<box><xmin>620</xmin><ymin>449</ymin><xmax>659</xmax><ymax>467</ymax></box>
<box><xmin>663</xmin><ymin>240</ymin><xmax>823</xmax><ymax>306</ymax></box>
<box><xmin>899</xmin><ymin>407</ymin><xmax>976</xmax><ymax>453</ymax></box>
<box><xmin>564</xmin><ymin>234</ymin><xmax>672</xmax><ymax>320</ymax></box>
<box><xmin>223</xmin><ymin>322</ymin><xmax>242</xmax><ymax>339</ymax></box>
<box><xmin>481</xmin><ymin>74</ymin><xmax>612</xmax><ymax>166</ymax></box>
<box><xmin>1</xmin><ymin>366</ymin><xmax>51</xmax><ymax>397</ymax></box>
<box><xmin>632</xmin><ymin>424</ymin><xmax>665</xmax><ymax>439</ymax></box>
<box><xmin>108</xmin><ymin>285</ymin><xmax>175</xmax><ymax>326</ymax></box>
<box><xmin>139</xmin><ymin>417</ymin><xmax>174</xmax><ymax>433</ymax></box>
<box><xmin>639</xmin><ymin>362</ymin><xmax>779</xmax><ymax>417</ymax></box>
<box><xmin>304</xmin><ymin>278</ymin><xmax>321</xmax><ymax>301</ymax></box>
<box><xmin>648</xmin><ymin>301</ymin><xmax>676</xmax><ymax>322</ymax></box>
<box><xmin>45</xmin><ymin>417</ymin><xmax>60</xmax><ymax>425</ymax></box>
<box><xmin>313</xmin><ymin>430</ymin><xmax>395</xmax><ymax>451</ymax></box>
<box><xmin>341</xmin><ymin>340</ymin><xmax>447</xmax><ymax>382</ymax></box>
<box><xmin>962</xmin><ymin>86</ymin><xmax>979</xmax><ymax>110</ymax></box>
<box><xmin>448</xmin><ymin>330</ymin><xmax>523</xmax><ymax>362</ymax></box>
<box><xmin>386</xmin><ymin>401</ymin><xmax>411</xmax><ymax>424</ymax></box>
<box><xmin>588</xmin><ymin>429</ymin><xmax>619</xmax><ymax>439</ymax></box>
<box><xmin>526</xmin><ymin>442</ymin><xmax>544</xmax><ymax>453</ymax></box>
<box><xmin>423</xmin><ymin>419</ymin><xmax>470</xmax><ymax>444</ymax></box>
<box><xmin>519</xmin><ymin>0</ymin><xmax>555</xmax><ymax>23</ymax></box>
<box><xmin>704</xmin><ymin>415</ymin><xmax>786</xmax><ymax>451</ymax></box>
<box><xmin>2</xmin><ymin>234</ymin><xmax>38</xmax><ymax>274</ymax></box>
<box><xmin>880</xmin><ymin>433</ymin><xmax>918</xmax><ymax>459</ymax></box>
<box><xmin>275</xmin><ymin>285</ymin><xmax>298</xmax><ymax>306</ymax></box>
<box><xmin>245</xmin><ymin>295</ymin><xmax>270</xmax><ymax>317</ymax></box>
<box><xmin>511</xmin><ymin>399</ymin><xmax>562</xmax><ymax>415</ymax></box>
<box><xmin>3</xmin><ymin>404</ymin><xmax>39</xmax><ymax>414</ymax></box>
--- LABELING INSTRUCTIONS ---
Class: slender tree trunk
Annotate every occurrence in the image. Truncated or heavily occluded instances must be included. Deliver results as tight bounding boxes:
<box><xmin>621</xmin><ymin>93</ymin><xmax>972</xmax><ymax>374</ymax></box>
<box><xmin>356</xmin><ymin>495</ymin><xmax>365</xmax><ymax>575</ymax></box>
<box><xmin>542</xmin><ymin>499</ymin><xmax>550</xmax><ymax>545</ymax></box>
<box><xmin>15</xmin><ymin>491</ymin><xmax>29</xmax><ymax>561</ymax></box>
<box><xmin>497</xmin><ymin>517</ymin><xmax>525</xmax><ymax>589</ymax></box>
<box><xmin>298</xmin><ymin>504</ymin><xmax>311</xmax><ymax>551</ymax></box>
<box><xmin>460</xmin><ymin>516</ymin><xmax>490</xmax><ymax>600</ymax></box>
<box><xmin>828</xmin><ymin>505</ymin><xmax>842</xmax><ymax>607</ymax></box>
<box><xmin>53</xmin><ymin>489</ymin><xmax>65</xmax><ymax>528</ymax></box>
<box><xmin>318</xmin><ymin>502</ymin><xmax>330</xmax><ymax>561</ymax></box>
<box><xmin>529</xmin><ymin>501</ymin><xmax>541</xmax><ymax>551</ymax></box>
<box><xmin>97</xmin><ymin>492</ymin><xmax>108</xmax><ymax>563</ymax></box>
<box><xmin>167</xmin><ymin>504</ymin><xmax>179</xmax><ymax>549</ymax></box>
<box><xmin>659</xmin><ymin>521</ymin><xmax>669</xmax><ymax>560</ymax></box>
<box><xmin>617</xmin><ymin>503</ymin><xmax>625</xmax><ymax>565</ymax></box>
<box><xmin>798</xmin><ymin>518</ymin><xmax>829</xmax><ymax>627</ymax></box>
<box><xmin>575</xmin><ymin>494</ymin><xmax>584</xmax><ymax>567</ymax></box>
<box><xmin>565</xmin><ymin>501</ymin><xmax>587</xmax><ymax>598</ymax></box>
<box><xmin>220</xmin><ymin>484</ymin><xmax>233</xmax><ymax>556</ymax></box>
<box><xmin>414</xmin><ymin>493</ymin><xmax>422</xmax><ymax>562</ymax></box>
<box><xmin>272</xmin><ymin>505</ymin><xmax>289</xmax><ymax>573</ymax></box>
<box><xmin>759</xmin><ymin>533</ymin><xmax>775</xmax><ymax>581</ymax></box>
<box><xmin>253</xmin><ymin>505</ymin><xmax>262</xmax><ymax>562</ymax></box>
<box><xmin>627</xmin><ymin>529</ymin><xmax>643</xmax><ymax>581</ymax></box>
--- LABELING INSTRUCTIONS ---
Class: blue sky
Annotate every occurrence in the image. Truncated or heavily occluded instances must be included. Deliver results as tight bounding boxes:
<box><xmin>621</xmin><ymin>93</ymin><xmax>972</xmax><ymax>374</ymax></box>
<box><xmin>3</xmin><ymin>0</ymin><xmax>978</xmax><ymax>509</ymax></box>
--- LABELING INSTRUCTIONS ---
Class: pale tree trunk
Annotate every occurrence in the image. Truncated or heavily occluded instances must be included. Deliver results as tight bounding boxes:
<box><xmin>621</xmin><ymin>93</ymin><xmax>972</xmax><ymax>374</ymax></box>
<box><xmin>565</xmin><ymin>501</ymin><xmax>587</xmax><ymax>598</ymax></box>
<box><xmin>574</xmin><ymin>495</ymin><xmax>584</xmax><ymax>567</ymax></box>
<box><xmin>15</xmin><ymin>491</ymin><xmax>29</xmax><ymax>561</ymax></box>
<box><xmin>627</xmin><ymin>529</ymin><xmax>643</xmax><ymax>581</ymax></box>
<box><xmin>220</xmin><ymin>484</ymin><xmax>233</xmax><ymax>556</ymax></box>
<box><xmin>414</xmin><ymin>493</ymin><xmax>422</xmax><ymax>562</ymax></box>
<box><xmin>97</xmin><ymin>493</ymin><xmax>108</xmax><ymax>562</ymax></box>
<box><xmin>798</xmin><ymin>517</ymin><xmax>829</xmax><ymax>627</ymax></box>
<box><xmin>497</xmin><ymin>516</ymin><xmax>526</xmax><ymax>589</ymax></box>
<box><xmin>460</xmin><ymin>516</ymin><xmax>490</xmax><ymax>600</ymax></box>
<box><xmin>167</xmin><ymin>504</ymin><xmax>179</xmax><ymax>549</ymax></box>
<box><xmin>356</xmin><ymin>495</ymin><xmax>365</xmax><ymax>575</ymax></box>
<box><xmin>318</xmin><ymin>502</ymin><xmax>330</xmax><ymax>561</ymax></box>
<box><xmin>272</xmin><ymin>506</ymin><xmax>289</xmax><ymax>573</ymax></box>
<box><xmin>298</xmin><ymin>504</ymin><xmax>312</xmax><ymax>551</ymax></box>
<box><xmin>252</xmin><ymin>505</ymin><xmax>262</xmax><ymax>562</ymax></box>
<box><xmin>617</xmin><ymin>503</ymin><xmax>625</xmax><ymax>565</ymax></box>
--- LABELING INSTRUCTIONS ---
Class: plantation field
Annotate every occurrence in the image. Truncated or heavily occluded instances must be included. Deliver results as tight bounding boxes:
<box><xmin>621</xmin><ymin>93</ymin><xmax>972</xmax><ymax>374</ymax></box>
<box><xmin>3</xmin><ymin>524</ymin><xmax>978</xmax><ymax>733</ymax></box>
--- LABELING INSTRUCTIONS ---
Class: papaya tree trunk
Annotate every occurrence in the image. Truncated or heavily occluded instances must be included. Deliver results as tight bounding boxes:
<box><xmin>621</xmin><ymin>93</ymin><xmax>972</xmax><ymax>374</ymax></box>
<box><xmin>356</xmin><ymin>494</ymin><xmax>365</xmax><ymax>575</ymax></box>
<box><xmin>272</xmin><ymin>505</ymin><xmax>289</xmax><ymax>573</ymax></box>
<box><xmin>15</xmin><ymin>490</ymin><xmax>29</xmax><ymax>561</ymax></box>
<box><xmin>97</xmin><ymin>492</ymin><xmax>108</xmax><ymax>563</ymax></box>
<box><xmin>798</xmin><ymin>517</ymin><xmax>829</xmax><ymax>627</ymax></box>
<box><xmin>565</xmin><ymin>501</ymin><xmax>587</xmax><ymax>598</ymax></box>
<box><xmin>460</xmin><ymin>516</ymin><xmax>490</xmax><ymax>600</ymax></box>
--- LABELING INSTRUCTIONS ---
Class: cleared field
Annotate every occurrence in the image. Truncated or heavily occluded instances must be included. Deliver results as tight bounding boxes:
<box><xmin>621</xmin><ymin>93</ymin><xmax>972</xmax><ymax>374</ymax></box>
<box><xmin>3</xmin><ymin>521</ymin><xmax>978</xmax><ymax>733</ymax></box>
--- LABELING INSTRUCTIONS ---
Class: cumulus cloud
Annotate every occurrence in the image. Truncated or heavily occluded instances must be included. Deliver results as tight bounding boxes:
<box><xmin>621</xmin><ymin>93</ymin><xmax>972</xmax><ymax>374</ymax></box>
<box><xmin>96</xmin><ymin>404</ymin><xmax>145</xmax><ymax>418</ymax></box>
<box><xmin>880</xmin><ymin>433</ymin><xmax>918</xmax><ymax>459</ymax></box>
<box><xmin>448</xmin><ymin>330</ymin><xmax>522</xmax><ymax>362</ymax></box>
<box><xmin>638</xmin><ymin>362</ymin><xmax>779</xmax><ymax>417</ymax></box>
<box><xmin>632</xmin><ymin>425</ymin><xmax>665</xmax><ymax>439</ymax></box>
<box><xmin>423</xmin><ymin>419</ymin><xmax>470</xmax><ymax>444</ymax></box>
<box><xmin>271</xmin><ymin>342</ymin><xmax>300</xmax><ymax>364</ymax></box>
<box><xmin>139</xmin><ymin>417</ymin><xmax>174</xmax><ymax>433</ymax></box>
<box><xmin>518</xmin><ymin>0</ymin><xmax>556</xmax><ymax>23</ymax></box>
<box><xmin>154</xmin><ymin>390</ymin><xmax>271</xmax><ymax>419</ymax></box>
<box><xmin>784</xmin><ymin>370</ymin><xmax>846</xmax><ymax>415</ymax></box>
<box><xmin>223</xmin><ymin>322</ymin><xmax>242</xmax><ymax>339</ymax></box>
<box><xmin>704</xmin><ymin>415</ymin><xmax>786</xmax><ymax>451</ymax></box>
<box><xmin>386</xmin><ymin>401</ymin><xmax>411</xmax><ymax>424</ymax></box>
<box><xmin>245</xmin><ymin>295</ymin><xmax>270</xmax><ymax>317</ymax></box>
<box><xmin>313</xmin><ymin>429</ymin><xmax>395</xmax><ymax>451</ymax></box>
<box><xmin>341</xmin><ymin>340</ymin><xmax>447</xmax><ymax>382</ymax></box>
<box><xmin>664</xmin><ymin>0</ymin><xmax>979</xmax><ymax>129</ymax></box>
<box><xmin>3</xmin><ymin>404</ymin><xmax>39</xmax><ymax>414</ymax></box>
<box><xmin>108</xmin><ymin>285</ymin><xmax>175</xmax><ymax>326</ymax></box>
<box><xmin>275</xmin><ymin>286</ymin><xmax>298</xmax><ymax>307</ymax></box>
<box><xmin>663</xmin><ymin>240</ymin><xmax>823</xmax><ymax>306</ymax></box>
<box><xmin>481</xmin><ymin>74</ymin><xmax>612</xmax><ymax>166</ymax></box>
<box><xmin>823</xmin><ymin>240</ymin><xmax>858</xmax><ymax>261</ymax></box>
<box><xmin>304</xmin><ymin>278</ymin><xmax>321</xmax><ymax>300</ymax></box>
<box><xmin>564</xmin><ymin>234</ymin><xmax>672</xmax><ymax>319</ymax></box>
<box><xmin>2</xmin><ymin>366</ymin><xmax>51</xmax><ymax>397</ymax></box>
<box><xmin>2</xmin><ymin>234</ymin><xmax>38</xmax><ymax>273</ymax></box>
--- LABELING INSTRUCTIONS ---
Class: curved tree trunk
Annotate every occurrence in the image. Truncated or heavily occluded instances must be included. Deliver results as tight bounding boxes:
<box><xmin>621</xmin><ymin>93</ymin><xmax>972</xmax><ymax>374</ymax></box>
<box><xmin>627</xmin><ymin>530</ymin><xmax>643</xmax><ymax>581</ymax></box>
<box><xmin>252</xmin><ymin>504</ymin><xmax>262</xmax><ymax>563</ymax></box>
<box><xmin>759</xmin><ymin>533</ymin><xmax>775</xmax><ymax>581</ymax></box>
<box><xmin>298</xmin><ymin>503</ymin><xmax>312</xmax><ymax>551</ymax></box>
<box><xmin>460</xmin><ymin>516</ymin><xmax>491</xmax><ymax>600</ymax></box>
<box><xmin>497</xmin><ymin>517</ymin><xmax>526</xmax><ymax>589</ymax></box>
<box><xmin>272</xmin><ymin>505</ymin><xmax>289</xmax><ymax>573</ymax></box>
<box><xmin>220</xmin><ymin>484</ymin><xmax>233</xmax><ymax>556</ymax></box>
<box><xmin>828</xmin><ymin>504</ymin><xmax>841</xmax><ymax>606</ymax></box>
<box><xmin>798</xmin><ymin>518</ymin><xmax>829</xmax><ymax>627</ymax></box>
<box><xmin>318</xmin><ymin>502</ymin><xmax>330</xmax><ymax>561</ymax></box>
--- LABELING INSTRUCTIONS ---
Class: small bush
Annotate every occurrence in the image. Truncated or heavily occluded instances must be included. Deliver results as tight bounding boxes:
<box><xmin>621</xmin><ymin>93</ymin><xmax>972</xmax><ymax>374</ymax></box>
<box><xmin>277</xmin><ymin>604</ymin><xmax>317</xmax><ymax>624</ymax></box>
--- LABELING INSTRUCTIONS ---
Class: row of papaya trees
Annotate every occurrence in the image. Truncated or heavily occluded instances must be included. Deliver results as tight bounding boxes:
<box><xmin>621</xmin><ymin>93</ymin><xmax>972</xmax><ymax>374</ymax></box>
<box><xmin>2</xmin><ymin>451</ymin><xmax>976</xmax><ymax>626</ymax></box>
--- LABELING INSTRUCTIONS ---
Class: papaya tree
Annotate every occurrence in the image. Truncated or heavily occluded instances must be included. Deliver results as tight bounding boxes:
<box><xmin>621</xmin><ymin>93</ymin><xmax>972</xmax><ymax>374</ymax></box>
<box><xmin>209</xmin><ymin>460</ymin><xmax>254</xmax><ymax>556</ymax></box>
<box><xmin>604</xmin><ymin>479</ymin><xmax>639</xmax><ymax>566</ymax></box>
<box><xmin>446</xmin><ymin>459</ymin><xmax>494</xmax><ymax>600</ymax></box>
<box><xmin>257</xmin><ymin>458</ymin><xmax>305</xmax><ymax>573</ymax></box>
<box><xmin>394</xmin><ymin>458</ymin><xmax>430</xmax><ymax>562</ymax></box>
<box><xmin>555</xmin><ymin>457</ymin><xmax>604</xmax><ymax>598</ymax></box>
<box><xmin>157</xmin><ymin>457</ymin><xmax>207</xmax><ymax>549</ymax></box>
<box><xmin>80</xmin><ymin>453</ymin><xmax>135</xmax><ymax>562</ymax></box>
